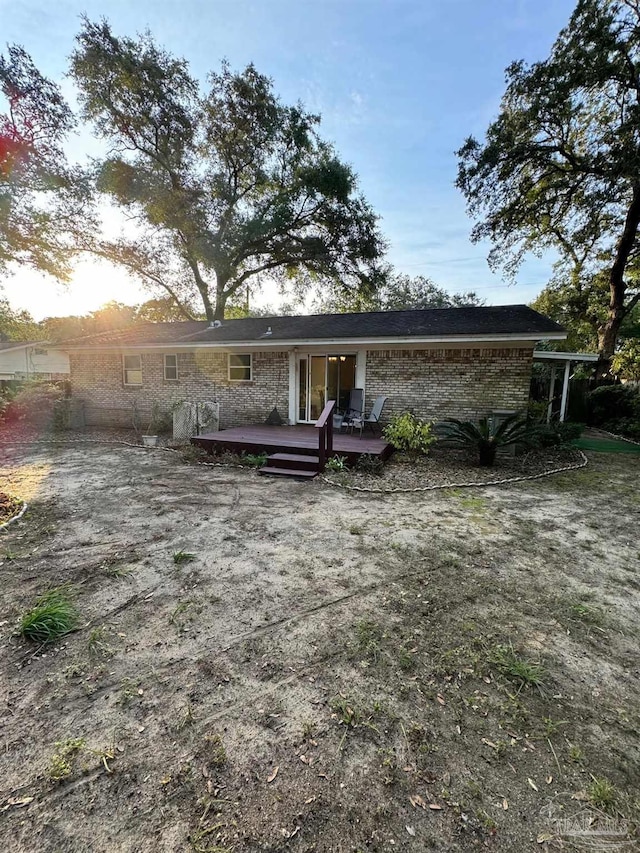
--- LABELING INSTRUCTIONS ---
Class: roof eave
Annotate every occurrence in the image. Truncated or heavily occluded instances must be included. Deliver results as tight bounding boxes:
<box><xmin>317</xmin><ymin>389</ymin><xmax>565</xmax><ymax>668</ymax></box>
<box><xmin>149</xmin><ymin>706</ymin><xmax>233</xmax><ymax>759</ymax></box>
<box><xmin>61</xmin><ymin>331</ymin><xmax>567</xmax><ymax>351</ymax></box>
<box><xmin>533</xmin><ymin>350</ymin><xmax>599</xmax><ymax>362</ymax></box>
<box><xmin>0</xmin><ymin>340</ymin><xmax>50</xmax><ymax>352</ymax></box>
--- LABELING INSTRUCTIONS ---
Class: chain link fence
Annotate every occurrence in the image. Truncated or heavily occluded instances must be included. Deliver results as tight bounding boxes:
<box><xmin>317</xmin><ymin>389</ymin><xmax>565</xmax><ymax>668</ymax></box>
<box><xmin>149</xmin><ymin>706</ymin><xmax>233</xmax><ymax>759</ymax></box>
<box><xmin>172</xmin><ymin>402</ymin><xmax>220</xmax><ymax>443</ymax></box>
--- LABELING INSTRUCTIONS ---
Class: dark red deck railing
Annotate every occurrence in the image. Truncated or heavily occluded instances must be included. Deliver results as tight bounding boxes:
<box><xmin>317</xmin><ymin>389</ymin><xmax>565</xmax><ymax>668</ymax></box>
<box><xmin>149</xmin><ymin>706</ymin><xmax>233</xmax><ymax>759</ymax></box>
<box><xmin>315</xmin><ymin>399</ymin><xmax>336</xmax><ymax>472</ymax></box>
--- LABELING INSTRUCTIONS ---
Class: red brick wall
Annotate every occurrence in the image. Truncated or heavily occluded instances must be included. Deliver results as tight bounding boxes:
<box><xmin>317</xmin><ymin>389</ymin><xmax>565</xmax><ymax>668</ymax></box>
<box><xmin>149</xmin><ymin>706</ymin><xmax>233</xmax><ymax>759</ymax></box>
<box><xmin>69</xmin><ymin>349</ymin><xmax>290</xmax><ymax>429</ymax></box>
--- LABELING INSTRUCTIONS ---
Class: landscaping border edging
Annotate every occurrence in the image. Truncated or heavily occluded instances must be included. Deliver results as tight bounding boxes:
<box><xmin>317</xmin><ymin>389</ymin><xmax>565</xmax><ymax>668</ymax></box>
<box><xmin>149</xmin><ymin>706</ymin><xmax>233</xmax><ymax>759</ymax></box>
<box><xmin>600</xmin><ymin>428</ymin><xmax>640</xmax><ymax>447</ymax></box>
<box><xmin>1</xmin><ymin>435</ymin><xmax>589</xmax><ymax>493</ymax></box>
<box><xmin>0</xmin><ymin>499</ymin><xmax>28</xmax><ymax>532</ymax></box>
<box><xmin>320</xmin><ymin>450</ymin><xmax>589</xmax><ymax>494</ymax></box>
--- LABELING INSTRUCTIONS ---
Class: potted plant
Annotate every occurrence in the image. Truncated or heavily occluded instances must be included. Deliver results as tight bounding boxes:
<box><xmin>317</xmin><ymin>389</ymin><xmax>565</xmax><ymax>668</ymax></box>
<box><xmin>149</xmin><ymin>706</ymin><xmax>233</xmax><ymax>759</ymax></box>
<box><xmin>142</xmin><ymin>403</ymin><xmax>162</xmax><ymax>447</ymax></box>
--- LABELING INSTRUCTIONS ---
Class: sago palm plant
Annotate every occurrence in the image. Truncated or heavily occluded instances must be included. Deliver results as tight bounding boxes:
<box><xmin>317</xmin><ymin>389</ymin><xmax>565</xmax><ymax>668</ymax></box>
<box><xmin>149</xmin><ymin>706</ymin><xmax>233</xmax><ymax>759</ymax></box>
<box><xmin>438</xmin><ymin>413</ymin><xmax>539</xmax><ymax>467</ymax></box>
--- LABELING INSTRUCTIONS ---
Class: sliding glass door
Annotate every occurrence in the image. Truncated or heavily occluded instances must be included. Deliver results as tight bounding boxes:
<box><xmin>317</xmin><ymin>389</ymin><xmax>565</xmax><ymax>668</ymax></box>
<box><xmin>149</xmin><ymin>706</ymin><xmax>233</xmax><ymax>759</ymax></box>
<box><xmin>297</xmin><ymin>354</ymin><xmax>357</xmax><ymax>422</ymax></box>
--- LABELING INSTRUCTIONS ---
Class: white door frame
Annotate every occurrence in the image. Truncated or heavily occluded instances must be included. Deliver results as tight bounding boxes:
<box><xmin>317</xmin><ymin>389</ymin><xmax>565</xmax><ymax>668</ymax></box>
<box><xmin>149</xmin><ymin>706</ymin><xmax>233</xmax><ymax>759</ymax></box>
<box><xmin>291</xmin><ymin>350</ymin><xmax>365</xmax><ymax>424</ymax></box>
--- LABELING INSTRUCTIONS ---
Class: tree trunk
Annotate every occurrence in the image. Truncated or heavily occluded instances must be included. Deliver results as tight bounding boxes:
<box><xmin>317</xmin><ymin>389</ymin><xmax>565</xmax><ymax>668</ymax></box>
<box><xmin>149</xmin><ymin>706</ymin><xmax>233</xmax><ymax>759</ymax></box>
<box><xmin>478</xmin><ymin>444</ymin><xmax>497</xmax><ymax>467</ymax></box>
<box><xmin>214</xmin><ymin>281</ymin><xmax>228</xmax><ymax>321</ymax></box>
<box><xmin>597</xmin><ymin>183</ymin><xmax>640</xmax><ymax>372</ymax></box>
<box><xmin>185</xmin><ymin>256</ymin><xmax>216</xmax><ymax>322</ymax></box>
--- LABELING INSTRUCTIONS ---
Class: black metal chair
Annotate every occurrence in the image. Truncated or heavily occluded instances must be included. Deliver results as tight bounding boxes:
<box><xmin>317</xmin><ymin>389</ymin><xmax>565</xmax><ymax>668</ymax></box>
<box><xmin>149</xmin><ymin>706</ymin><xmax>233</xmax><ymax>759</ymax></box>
<box><xmin>349</xmin><ymin>395</ymin><xmax>387</xmax><ymax>437</ymax></box>
<box><xmin>336</xmin><ymin>388</ymin><xmax>364</xmax><ymax>432</ymax></box>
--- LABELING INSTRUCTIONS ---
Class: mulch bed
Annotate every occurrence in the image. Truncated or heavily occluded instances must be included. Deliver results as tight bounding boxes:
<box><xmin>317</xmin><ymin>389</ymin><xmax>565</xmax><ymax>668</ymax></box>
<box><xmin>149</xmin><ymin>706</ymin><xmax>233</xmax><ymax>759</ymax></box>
<box><xmin>324</xmin><ymin>445</ymin><xmax>586</xmax><ymax>490</ymax></box>
<box><xmin>0</xmin><ymin>492</ymin><xmax>23</xmax><ymax>525</ymax></box>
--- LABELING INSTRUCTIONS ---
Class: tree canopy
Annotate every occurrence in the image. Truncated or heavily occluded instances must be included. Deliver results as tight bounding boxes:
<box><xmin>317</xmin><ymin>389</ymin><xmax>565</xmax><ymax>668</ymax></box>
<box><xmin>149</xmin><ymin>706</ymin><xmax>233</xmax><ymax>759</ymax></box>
<box><xmin>0</xmin><ymin>46</ymin><xmax>90</xmax><ymax>280</ymax></box>
<box><xmin>69</xmin><ymin>19</ymin><xmax>387</xmax><ymax>322</ymax></box>
<box><xmin>0</xmin><ymin>298</ymin><xmax>40</xmax><ymax>341</ymax></box>
<box><xmin>314</xmin><ymin>274</ymin><xmax>483</xmax><ymax>314</ymax></box>
<box><xmin>457</xmin><ymin>0</ymin><xmax>640</xmax><ymax>364</ymax></box>
<box><xmin>40</xmin><ymin>299</ymin><xmax>196</xmax><ymax>342</ymax></box>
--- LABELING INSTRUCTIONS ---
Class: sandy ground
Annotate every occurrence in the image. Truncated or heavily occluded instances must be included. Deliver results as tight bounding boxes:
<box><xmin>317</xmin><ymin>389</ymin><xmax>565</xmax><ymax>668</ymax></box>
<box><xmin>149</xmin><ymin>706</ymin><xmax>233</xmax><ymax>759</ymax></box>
<box><xmin>0</xmin><ymin>439</ymin><xmax>639</xmax><ymax>852</ymax></box>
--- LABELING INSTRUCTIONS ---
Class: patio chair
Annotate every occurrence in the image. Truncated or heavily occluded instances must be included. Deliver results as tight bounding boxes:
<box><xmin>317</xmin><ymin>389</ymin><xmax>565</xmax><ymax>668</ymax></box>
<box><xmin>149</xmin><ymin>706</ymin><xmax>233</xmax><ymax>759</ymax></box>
<box><xmin>348</xmin><ymin>395</ymin><xmax>387</xmax><ymax>437</ymax></box>
<box><xmin>335</xmin><ymin>388</ymin><xmax>364</xmax><ymax>431</ymax></box>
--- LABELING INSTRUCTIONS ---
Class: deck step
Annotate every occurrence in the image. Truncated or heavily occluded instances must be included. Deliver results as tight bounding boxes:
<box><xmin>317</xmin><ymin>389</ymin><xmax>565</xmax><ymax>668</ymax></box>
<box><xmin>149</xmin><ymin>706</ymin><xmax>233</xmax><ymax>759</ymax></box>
<box><xmin>266</xmin><ymin>452</ymin><xmax>320</xmax><ymax>471</ymax></box>
<box><xmin>258</xmin><ymin>466</ymin><xmax>318</xmax><ymax>479</ymax></box>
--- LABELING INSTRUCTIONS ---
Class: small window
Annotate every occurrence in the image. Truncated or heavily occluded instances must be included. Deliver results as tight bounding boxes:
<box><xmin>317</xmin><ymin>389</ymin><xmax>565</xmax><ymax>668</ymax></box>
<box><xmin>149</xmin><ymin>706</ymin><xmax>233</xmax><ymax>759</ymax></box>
<box><xmin>123</xmin><ymin>354</ymin><xmax>142</xmax><ymax>386</ymax></box>
<box><xmin>228</xmin><ymin>353</ymin><xmax>252</xmax><ymax>381</ymax></box>
<box><xmin>164</xmin><ymin>353</ymin><xmax>178</xmax><ymax>381</ymax></box>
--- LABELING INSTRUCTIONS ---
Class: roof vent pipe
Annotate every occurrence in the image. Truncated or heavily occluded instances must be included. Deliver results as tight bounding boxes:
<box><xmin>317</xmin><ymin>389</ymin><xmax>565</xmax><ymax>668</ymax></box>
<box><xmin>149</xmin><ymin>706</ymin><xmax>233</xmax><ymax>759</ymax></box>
<box><xmin>264</xmin><ymin>326</ymin><xmax>273</xmax><ymax>336</ymax></box>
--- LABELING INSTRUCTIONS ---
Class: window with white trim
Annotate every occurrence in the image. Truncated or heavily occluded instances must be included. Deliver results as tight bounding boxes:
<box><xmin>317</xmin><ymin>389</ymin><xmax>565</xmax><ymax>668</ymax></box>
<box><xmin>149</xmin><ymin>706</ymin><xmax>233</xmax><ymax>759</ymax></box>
<box><xmin>123</xmin><ymin>354</ymin><xmax>142</xmax><ymax>386</ymax></box>
<box><xmin>228</xmin><ymin>353</ymin><xmax>252</xmax><ymax>381</ymax></box>
<box><xmin>164</xmin><ymin>353</ymin><xmax>178</xmax><ymax>381</ymax></box>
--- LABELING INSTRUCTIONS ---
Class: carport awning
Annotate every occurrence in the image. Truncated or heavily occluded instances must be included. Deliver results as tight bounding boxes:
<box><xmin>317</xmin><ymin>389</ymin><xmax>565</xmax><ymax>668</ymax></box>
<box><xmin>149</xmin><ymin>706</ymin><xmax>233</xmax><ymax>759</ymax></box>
<box><xmin>532</xmin><ymin>351</ymin><xmax>599</xmax><ymax>422</ymax></box>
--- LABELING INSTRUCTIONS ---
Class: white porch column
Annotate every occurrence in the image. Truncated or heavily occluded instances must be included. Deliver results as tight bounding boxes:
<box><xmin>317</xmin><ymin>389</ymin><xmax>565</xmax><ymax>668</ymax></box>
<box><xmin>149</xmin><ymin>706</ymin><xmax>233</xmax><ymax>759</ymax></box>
<box><xmin>288</xmin><ymin>351</ymin><xmax>297</xmax><ymax>425</ymax></box>
<box><xmin>355</xmin><ymin>349</ymin><xmax>367</xmax><ymax>401</ymax></box>
<box><xmin>559</xmin><ymin>359</ymin><xmax>571</xmax><ymax>423</ymax></box>
<box><xmin>547</xmin><ymin>365</ymin><xmax>557</xmax><ymax>423</ymax></box>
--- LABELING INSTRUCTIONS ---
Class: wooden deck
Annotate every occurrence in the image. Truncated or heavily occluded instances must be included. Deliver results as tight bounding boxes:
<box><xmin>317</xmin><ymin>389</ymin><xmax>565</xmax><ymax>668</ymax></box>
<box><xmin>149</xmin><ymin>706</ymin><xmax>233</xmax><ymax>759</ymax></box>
<box><xmin>192</xmin><ymin>424</ymin><xmax>393</xmax><ymax>465</ymax></box>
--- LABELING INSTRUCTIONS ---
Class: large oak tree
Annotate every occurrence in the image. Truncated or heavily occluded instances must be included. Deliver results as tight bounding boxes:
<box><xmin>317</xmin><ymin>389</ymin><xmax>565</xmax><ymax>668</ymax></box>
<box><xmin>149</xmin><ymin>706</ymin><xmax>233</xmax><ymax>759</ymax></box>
<box><xmin>457</xmin><ymin>0</ymin><xmax>640</xmax><ymax>365</ymax></box>
<box><xmin>0</xmin><ymin>46</ymin><xmax>90</xmax><ymax>280</ymax></box>
<box><xmin>70</xmin><ymin>19</ymin><xmax>387</xmax><ymax>321</ymax></box>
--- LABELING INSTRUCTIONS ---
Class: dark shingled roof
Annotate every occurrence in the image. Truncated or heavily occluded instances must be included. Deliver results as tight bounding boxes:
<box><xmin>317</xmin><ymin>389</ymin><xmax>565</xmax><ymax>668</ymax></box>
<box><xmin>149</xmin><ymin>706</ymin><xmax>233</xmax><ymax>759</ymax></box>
<box><xmin>60</xmin><ymin>305</ymin><xmax>564</xmax><ymax>348</ymax></box>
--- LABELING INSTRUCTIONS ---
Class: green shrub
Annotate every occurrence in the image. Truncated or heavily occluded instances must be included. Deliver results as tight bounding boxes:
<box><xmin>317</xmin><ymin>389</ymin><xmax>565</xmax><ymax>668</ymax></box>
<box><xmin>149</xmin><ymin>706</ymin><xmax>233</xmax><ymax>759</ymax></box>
<box><xmin>438</xmin><ymin>413</ymin><xmax>541</xmax><ymax>467</ymax></box>
<box><xmin>19</xmin><ymin>587</ymin><xmax>79</xmax><ymax>644</ymax></box>
<box><xmin>534</xmin><ymin>421</ymin><xmax>585</xmax><ymax>447</ymax></box>
<box><xmin>602</xmin><ymin>417</ymin><xmax>640</xmax><ymax>439</ymax></box>
<box><xmin>587</xmin><ymin>384</ymin><xmax>640</xmax><ymax>426</ymax></box>
<box><xmin>0</xmin><ymin>382</ymin><xmax>63</xmax><ymax>427</ymax></box>
<box><xmin>326</xmin><ymin>455</ymin><xmax>347</xmax><ymax>472</ymax></box>
<box><xmin>241</xmin><ymin>452</ymin><xmax>268</xmax><ymax>467</ymax></box>
<box><xmin>356</xmin><ymin>453</ymin><xmax>384</xmax><ymax>476</ymax></box>
<box><xmin>382</xmin><ymin>412</ymin><xmax>436</xmax><ymax>458</ymax></box>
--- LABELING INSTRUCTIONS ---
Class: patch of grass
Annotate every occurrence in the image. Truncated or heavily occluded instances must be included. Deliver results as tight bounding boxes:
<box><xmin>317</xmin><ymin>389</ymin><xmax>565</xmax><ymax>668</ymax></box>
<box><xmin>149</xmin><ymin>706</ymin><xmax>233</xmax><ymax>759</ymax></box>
<box><xmin>332</xmin><ymin>696</ymin><xmax>362</xmax><ymax>727</ymax></box>
<box><xmin>241</xmin><ymin>452</ymin><xmax>268</xmax><ymax>468</ymax></box>
<box><xmin>397</xmin><ymin>646</ymin><xmax>417</xmax><ymax>672</ymax></box>
<box><xmin>588</xmin><ymin>776</ymin><xmax>617</xmax><ymax>811</ymax></box>
<box><xmin>487</xmin><ymin>643</ymin><xmax>546</xmax><ymax>689</ymax></box>
<box><xmin>541</xmin><ymin>716</ymin><xmax>568</xmax><ymax>738</ymax></box>
<box><xmin>301</xmin><ymin>720</ymin><xmax>317</xmax><ymax>739</ymax></box>
<box><xmin>48</xmin><ymin>737</ymin><xmax>86</xmax><ymax>781</ymax></box>
<box><xmin>103</xmin><ymin>562</ymin><xmax>135</xmax><ymax>579</ymax></box>
<box><xmin>459</xmin><ymin>496</ymin><xmax>486</xmax><ymax>512</ymax></box>
<box><xmin>349</xmin><ymin>523</ymin><xmax>364</xmax><ymax>535</ymax></box>
<box><xmin>19</xmin><ymin>587</ymin><xmax>79</xmax><ymax>644</ymax></box>
<box><xmin>203</xmin><ymin>733</ymin><xmax>226</xmax><ymax>767</ymax></box>
<box><xmin>567</xmin><ymin>743</ymin><xmax>583</xmax><ymax>763</ymax></box>
<box><xmin>87</xmin><ymin>626</ymin><xmax>114</xmax><ymax>658</ymax></box>
<box><xmin>0</xmin><ymin>547</ymin><xmax>20</xmax><ymax>562</ymax></box>
<box><xmin>176</xmin><ymin>701</ymin><xmax>195</xmax><ymax>731</ymax></box>
<box><xmin>173</xmin><ymin>550</ymin><xmax>196</xmax><ymax>565</ymax></box>
<box><xmin>569</xmin><ymin>602</ymin><xmax>605</xmax><ymax>625</ymax></box>
<box><xmin>189</xmin><ymin>826</ymin><xmax>232</xmax><ymax>853</ymax></box>
<box><xmin>330</xmin><ymin>695</ymin><xmax>381</xmax><ymax>735</ymax></box>
<box><xmin>118</xmin><ymin>677</ymin><xmax>142</xmax><ymax>707</ymax></box>
<box><xmin>475</xmin><ymin>808</ymin><xmax>498</xmax><ymax>835</ymax></box>
<box><xmin>355</xmin><ymin>618</ymin><xmax>384</xmax><ymax>662</ymax></box>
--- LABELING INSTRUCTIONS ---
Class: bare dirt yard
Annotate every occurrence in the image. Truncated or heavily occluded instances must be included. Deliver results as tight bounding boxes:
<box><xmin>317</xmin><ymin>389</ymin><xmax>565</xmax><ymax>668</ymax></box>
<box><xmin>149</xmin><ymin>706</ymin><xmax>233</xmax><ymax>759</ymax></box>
<box><xmin>0</xmin><ymin>438</ymin><xmax>639</xmax><ymax>852</ymax></box>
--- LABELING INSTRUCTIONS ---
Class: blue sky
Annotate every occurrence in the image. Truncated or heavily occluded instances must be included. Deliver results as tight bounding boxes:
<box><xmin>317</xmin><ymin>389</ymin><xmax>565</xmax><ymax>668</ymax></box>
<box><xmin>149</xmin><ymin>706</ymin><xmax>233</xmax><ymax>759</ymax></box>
<box><xmin>1</xmin><ymin>0</ymin><xmax>576</xmax><ymax>319</ymax></box>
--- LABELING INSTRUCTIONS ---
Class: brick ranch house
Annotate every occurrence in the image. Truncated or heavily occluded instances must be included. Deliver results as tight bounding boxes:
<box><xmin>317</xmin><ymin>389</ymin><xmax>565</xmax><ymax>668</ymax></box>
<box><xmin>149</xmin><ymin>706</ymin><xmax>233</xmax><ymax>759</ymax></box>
<box><xmin>60</xmin><ymin>305</ymin><xmax>565</xmax><ymax>431</ymax></box>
